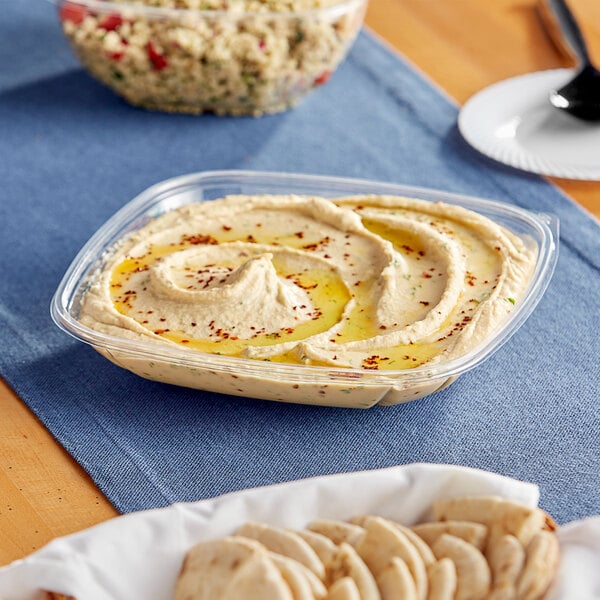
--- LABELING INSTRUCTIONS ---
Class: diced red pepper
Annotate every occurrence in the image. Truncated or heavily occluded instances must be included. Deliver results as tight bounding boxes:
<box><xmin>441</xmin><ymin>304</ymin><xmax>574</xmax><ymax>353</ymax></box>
<box><xmin>59</xmin><ymin>2</ymin><xmax>88</xmax><ymax>24</ymax></box>
<box><xmin>147</xmin><ymin>42</ymin><xmax>169</xmax><ymax>71</ymax></box>
<box><xmin>99</xmin><ymin>13</ymin><xmax>123</xmax><ymax>31</ymax></box>
<box><xmin>314</xmin><ymin>70</ymin><xmax>332</xmax><ymax>86</ymax></box>
<box><xmin>107</xmin><ymin>52</ymin><xmax>124</xmax><ymax>61</ymax></box>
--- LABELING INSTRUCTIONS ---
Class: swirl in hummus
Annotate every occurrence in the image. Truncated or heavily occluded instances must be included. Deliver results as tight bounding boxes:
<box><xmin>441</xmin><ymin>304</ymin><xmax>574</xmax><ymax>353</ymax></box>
<box><xmin>79</xmin><ymin>194</ymin><xmax>536</xmax><ymax>371</ymax></box>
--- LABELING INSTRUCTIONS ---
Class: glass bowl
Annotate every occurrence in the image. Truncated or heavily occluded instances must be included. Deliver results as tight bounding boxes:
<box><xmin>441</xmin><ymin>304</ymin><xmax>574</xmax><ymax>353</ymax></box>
<box><xmin>51</xmin><ymin>171</ymin><xmax>558</xmax><ymax>408</ymax></box>
<box><xmin>52</xmin><ymin>0</ymin><xmax>367</xmax><ymax>115</ymax></box>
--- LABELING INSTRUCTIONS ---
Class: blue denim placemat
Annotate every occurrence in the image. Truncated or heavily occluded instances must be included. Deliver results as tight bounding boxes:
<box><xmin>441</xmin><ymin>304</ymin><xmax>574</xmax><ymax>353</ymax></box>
<box><xmin>1</xmin><ymin>2</ymin><xmax>598</xmax><ymax>525</ymax></box>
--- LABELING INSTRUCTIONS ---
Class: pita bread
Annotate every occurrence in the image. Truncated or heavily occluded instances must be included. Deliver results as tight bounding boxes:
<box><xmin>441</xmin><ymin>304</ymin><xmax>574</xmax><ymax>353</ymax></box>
<box><xmin>237</xmin><ymin>522</ymin><xmax>325</xmax><ymax>579</ymax></box>
<box><xmin>327</xmin><ymin>542</ymin><xmax>381</xmax><ymax>600</ymax></box>
<box><xmin>376</xmin><ymin>557</ymin><xmax>418</xmax><ymax>600</ymax></box>
<box><xmin>352</xmin><ymin>516</ymin><xmax>435</xmax><ymax>567</ymax></box>
<box><xmin>308</xmin><ymin>519</ymin><xmax>366</xmax><ymax>547</ymax></box>
<box><xmin>431</xmin><ymin>534</ymin><xmax>491</xmax><ymax>600</ymax></box>
<box><xmin>515</xmin><ymin>531</ymin><xmax>559</xmax><ymax>600</ymax></box>
<box><xmin>296</xmin><ymin>529</ymin><xmax>338</xmax><ymax>565</ymax></box>
<box><xmin>487</xmin><ymin>534</ymin><xmax>525</xmax><ymax>599</ymax></box>
<box><xmin>175</xmin><ymin>537</ymin><xmax>293</xmax><ymax>600</ymax></box>
<box><xmin>354</xmin><ymin>516</ymin><xmax>427</xmax><ymax>600</ymax></box>
<box><xmin>269</xmin><ymin>552</ymin><xmax>327</xmax><ymax>599</ymax></box>
<box><xmin>432</xmin><ymin>497</ymin><xmax>545</xmax><ymax>547</ymax></box>
<box><xmin>389</xmin><ymin>523</ymin><xmax>436</xmax><ymax>567</ymax></box>
<box><xmin>411</xmin><ymin>521</ymin><xmax>488</xmax><ymax>551</ymax></box>
<box><xmin>326</xmin><ymin>577</ymin><xmax>361</xmax><ymax>600</ymax></box>
<box><xmin>426</xmin><ymin>558</ymin><xmax>457</xmax><ymax>600</ymax></box>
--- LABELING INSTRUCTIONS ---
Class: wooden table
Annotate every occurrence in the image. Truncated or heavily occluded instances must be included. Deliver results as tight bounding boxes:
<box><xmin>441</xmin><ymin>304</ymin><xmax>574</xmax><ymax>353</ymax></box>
<box><xmin>1</xmin><ymin>0</ymin><xmax>599</xmax><ymax>568</ymax></box>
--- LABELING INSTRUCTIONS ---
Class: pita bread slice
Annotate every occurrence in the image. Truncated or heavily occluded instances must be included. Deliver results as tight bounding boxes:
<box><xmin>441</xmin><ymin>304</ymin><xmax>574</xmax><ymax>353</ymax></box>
<box><xmin>390</xmin><ymin>523</ymin><xmax>436</xmax><ymax>567</ymax></box>
<box><xmin>515</xmin><ymin>531</ymin><xmax>559</xmax><ymax>600</ymax></box>
<box><xmin>296</xmin><ymin>529</ymin><xmax>338</xmax><ymax>565</ymax></box>
<box><xmin>327</xmin><ymin>542</ymin><xmax>381</xmax><ymax>600</ymax></box>
<box><xmin>354</xmin><ymin>516</ymin><xmax>427</xmax><ymax>600</ymax></box>
<box><xmin>175</xmin><ymin>537</ymin><xmax>293</xmax><ymax>600</ymax></box>
<box><xmin>431</xmin><ymin>534</ymin><xmax>491</xmax><ymax>600</ymax></box>
<box><xmin>376</xmin><ymin>557</ymin><xmax>418</xmax><ymax>600</ymax></box>
<box><xmin>411</xmin><ymin>521</ymin><xmax>488</xmax><ymax>551</ymax></box>
<box><xmin>487</xmin><ymin>534</ymin><xmax>525</xmax><ymax>599</ymax></box>
<box><xmin>351</xmin><ymin>516</ymin><xmax>435</xmax><ymax>567</ymax></box>
<box><xmin>222</xmin><ymin>554</ymin><xmax>296</xmax><ymax>600</ymax></box>
<box><xmin>269</xmin><ymin>552</ymin><xmax>327</xmax><ymax>599</ymax></box>
<box><xmin>488</xmin><ymin>587</ymin><xmax>517</xmax><ymax>600</ymax></box>
<box><xmin>326</xmin><ymin>577</ymin><xmax>361</xmax><ymax>600</ymax></box>
<box><xmin>426</xmin><ymin>558</ymin><xmax>457</xmax><ymax>600</ymax></box>
<box><xmin>308</xmin><ymin>519</ymin><xmax>366</xmax><ymax>547</ymax></box>
<box><xmin>237</xmin><ymin>522</ymin><xmax>325</xmax><ymax>579</ymax></box>
<box><xmin>432</xmin><ymin>497</ymin><xmax>545</xmax><ymax>547</ymax></box>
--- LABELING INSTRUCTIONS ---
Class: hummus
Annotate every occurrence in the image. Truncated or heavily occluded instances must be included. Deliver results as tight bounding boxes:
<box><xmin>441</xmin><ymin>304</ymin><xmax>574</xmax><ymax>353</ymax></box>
<box><xmin>80</xmin><ymin>194</ymin><xmax>537</xmax><ymax>373</ymax></box>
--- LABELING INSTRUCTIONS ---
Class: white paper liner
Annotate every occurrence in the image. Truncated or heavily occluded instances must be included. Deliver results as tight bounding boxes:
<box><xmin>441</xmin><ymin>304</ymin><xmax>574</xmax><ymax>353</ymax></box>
<box><xmin>0</xmin><ymin>463</ymin><xmax>598</xmax><ymax>599</ymax></box>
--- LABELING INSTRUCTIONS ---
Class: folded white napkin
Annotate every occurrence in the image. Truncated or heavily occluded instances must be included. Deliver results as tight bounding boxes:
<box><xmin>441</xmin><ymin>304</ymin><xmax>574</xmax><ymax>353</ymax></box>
<box><xmin>0</xmin><ymin>463</ymin><xmax>597</xmax><ymax>599</ymax></box>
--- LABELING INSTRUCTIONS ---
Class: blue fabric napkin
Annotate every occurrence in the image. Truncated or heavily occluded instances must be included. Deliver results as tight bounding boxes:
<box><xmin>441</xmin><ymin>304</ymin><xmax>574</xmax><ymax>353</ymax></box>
<box><xmin>1</xmin><ymin>2</ymin><xmax>598</xmax><ymax>526</ymax></box>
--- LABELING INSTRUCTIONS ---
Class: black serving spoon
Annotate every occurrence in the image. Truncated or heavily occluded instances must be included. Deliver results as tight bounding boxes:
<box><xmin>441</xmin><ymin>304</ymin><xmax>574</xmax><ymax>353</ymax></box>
<box><xmin>542</xmin><ymin>0</ymin><xmax>600</xmax><ymax>121</ymax></box>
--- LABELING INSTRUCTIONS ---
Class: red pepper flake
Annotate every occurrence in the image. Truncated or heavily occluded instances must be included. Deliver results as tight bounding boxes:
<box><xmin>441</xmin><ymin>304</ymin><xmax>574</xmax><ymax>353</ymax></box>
<box><xmin>361</xmin><ymin>355</ymin><xmax>381</xmax><ymax>370</ymax></box>
<box><xmin>107</xmin><ymin>52</ymin><xmax>124</xmax><ymax>61</ymax></box>
<box><xmin>222</xmin><ymin>225</ymin><xmax>232</xmax><ymax>231</ymax></box>
<box><xmin>294</xmin><ymin>231</ymin><xmax>304</xmax><ymax>239</ymax></box>
<box><xmin>59</xmin><ymin>3</ymin><xmax>88</xmax><ymax>24</ymax></box>
<box><xmin>147</xmin><ymin>42</ymin><xmax>168</xmax><ymax>71</ymax></box>
<box><xmin>99</xmin><ymin>13</ymin><xmax>123</xmax><ymax>31</ymax></box>
<box><xmin>181</xmin><ymin>339</ymin><xmax>190</xmax><ymax>344</ymax></box>
<box><xmin>419</xmin><ymin>301</ymin><xmax>430</xmax><ymax>306</ymax></box>
<box><xmin>314</xmin><ymin>70</ymin><xmax>331</xmax><ymax>85</ymax></box>
<box><xmin>182</xmin><ymin>233</ymin><xmax>218</xmax><ymax>245</ymax></box>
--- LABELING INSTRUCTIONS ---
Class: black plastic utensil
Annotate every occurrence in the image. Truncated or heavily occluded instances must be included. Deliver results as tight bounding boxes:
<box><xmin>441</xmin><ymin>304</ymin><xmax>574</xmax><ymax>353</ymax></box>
<box><xmin>543</xmin><ymin>0</ymin><xmax>600</xmax><ymax>121</ymax></box>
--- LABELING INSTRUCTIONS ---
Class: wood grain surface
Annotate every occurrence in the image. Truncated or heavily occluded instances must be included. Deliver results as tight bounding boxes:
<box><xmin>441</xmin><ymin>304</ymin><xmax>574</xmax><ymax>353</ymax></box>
<box><xmin>1</xmin><ymin>0</ymin><xmax>599</xmax><ymax>569</ymax></box>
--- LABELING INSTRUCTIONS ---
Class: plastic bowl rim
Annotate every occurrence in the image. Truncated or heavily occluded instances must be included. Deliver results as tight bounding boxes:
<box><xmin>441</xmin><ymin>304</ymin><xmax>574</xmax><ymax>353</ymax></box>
<box><xmin>48</xmin><ymin>0</ymin><xmax>367</xmax><ymax>21</ymax></box>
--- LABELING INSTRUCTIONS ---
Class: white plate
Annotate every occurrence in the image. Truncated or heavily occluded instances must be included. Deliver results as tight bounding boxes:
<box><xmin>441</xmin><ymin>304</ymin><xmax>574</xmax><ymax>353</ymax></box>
<box><xmin>0</xmin><ymin>463</ymin><xmax>599</xmax><ymax>600</ymax></box>
<box><xmin>459</xmin><ymin>69</ymin><xmax>600</xmax><ymax>180</ymax></box>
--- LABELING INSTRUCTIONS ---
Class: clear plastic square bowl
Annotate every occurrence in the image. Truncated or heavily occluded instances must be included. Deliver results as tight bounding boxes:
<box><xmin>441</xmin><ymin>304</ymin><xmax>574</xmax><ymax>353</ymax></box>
<box><xmin>51</xmin><ymin>171</ymin><xmax>559</xmax><ymax>408</ymax></box>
